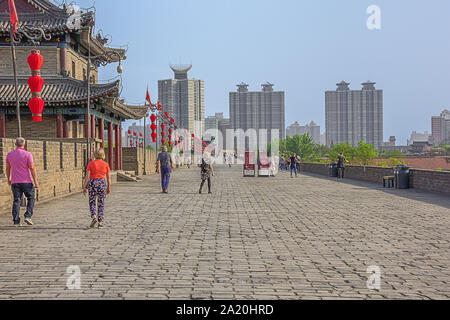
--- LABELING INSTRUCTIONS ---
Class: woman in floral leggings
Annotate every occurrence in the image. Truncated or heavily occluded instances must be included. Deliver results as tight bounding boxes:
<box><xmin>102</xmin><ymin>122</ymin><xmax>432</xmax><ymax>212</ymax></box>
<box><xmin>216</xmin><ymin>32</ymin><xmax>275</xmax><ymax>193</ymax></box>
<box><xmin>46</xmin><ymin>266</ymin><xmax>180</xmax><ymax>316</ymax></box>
<box><xmin>83</xmin><ymin>149</ymin><xmax>111</xmax><ymax>228</ymax></box>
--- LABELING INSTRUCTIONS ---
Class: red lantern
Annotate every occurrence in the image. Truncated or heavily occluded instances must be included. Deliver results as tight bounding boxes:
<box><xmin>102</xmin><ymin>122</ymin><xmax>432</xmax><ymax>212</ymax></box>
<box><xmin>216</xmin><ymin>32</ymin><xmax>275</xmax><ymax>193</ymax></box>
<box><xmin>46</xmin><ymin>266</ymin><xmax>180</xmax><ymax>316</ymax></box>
<box><xmin>164</xmin><ymin>112</ymin><xmax>169</xmax><ymax>119</ymax></box>
<box><xmin>168</xmin><ymin>128</ymin><xmax>173</xmax><ymax>134</ymax></box>
<box><xmin>27</xmin><ymin>76</ymin><xmax>44</xmax><ymax>94</ymax></box>
<box><xmin>27</xmin><ymin>50</ymin><xmax>45</xmax><ymax>122</ymax></box>
<box><xmin>133</xmin><ymin>132</ymin><xmax>137</xmax><ymax>137</ymax></box>
<box><xmin>128</xmin><ymin>130</ymin><xmax>131</xmax><ymax>135</ymax></box>
<box><xmin>140</xmin><ymin>133</ymin><xmax>143</xmax><ymax>137</ymax></box>
<box><xmin>168</xmin><ymin>135</ymin><xmax>172</xmax><ymax>141</ymax></box>
<box><xmin>161</xmin><ymin>131</ymin><xmax>166</xmax><ymax>137</ymax></box>
<box><xmin>169</xmin><ymin>141</ymin><xmax>173</xmax><ymax>147</ymax></box>
<box><xmin>151</xmin><ymin>133</ymin><xmax>157</xmax><ymax>142</ymax></box>
<box><xmin>170</xmin><ymin>118</ymin><xmax>174</xmax><ymax>124</ymax></box>
<box><xmin>157</xmin><ymin>102</ymin><xmax>162</xmax><ymax>111</ymax></box>
<box><xmin>27</xmin><ymin>50</ymin><xmax>44</xmax><ymax>74</ymax></box>
<box><xmin>161</xmin><ymin>138</ymin><xmax>166</xmax><ymax>145</ymax></box>
<box><xmin>28</xmin><ymin>98</ymin><xmax>45</xmax><ymax>122</ymax></box>
<box><xmin>151</xmin><ymin>124</ymin><xmax>157</xmax><ymax>131</ymax></box>
<box><xmin>161</xmin><ymin>123</ymin><xmax>166</xmax><ymax>130</ymax></box>
<box><xmin>150</xmin><ymin>114</ymin><xmax>157</xmax><ymax>123</ymax></box>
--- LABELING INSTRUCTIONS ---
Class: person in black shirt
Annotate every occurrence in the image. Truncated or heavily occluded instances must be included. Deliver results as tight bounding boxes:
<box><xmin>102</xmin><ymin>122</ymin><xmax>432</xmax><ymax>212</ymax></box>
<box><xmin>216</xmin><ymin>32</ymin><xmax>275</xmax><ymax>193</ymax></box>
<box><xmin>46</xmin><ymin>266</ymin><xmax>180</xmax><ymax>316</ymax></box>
<box><xmin>198</xmin><ymin>154</ymin><xmax>215</xmax><ymax>194</ymax></box>
<box><xmin>290</xmin><ymin>154</ymin><xmax>298</xmax><ymax>178</ymax></box>
<box><xmin>337</xmin><ymin>153</ymin><xmax>347</xmax><ymax>179</ymax></box>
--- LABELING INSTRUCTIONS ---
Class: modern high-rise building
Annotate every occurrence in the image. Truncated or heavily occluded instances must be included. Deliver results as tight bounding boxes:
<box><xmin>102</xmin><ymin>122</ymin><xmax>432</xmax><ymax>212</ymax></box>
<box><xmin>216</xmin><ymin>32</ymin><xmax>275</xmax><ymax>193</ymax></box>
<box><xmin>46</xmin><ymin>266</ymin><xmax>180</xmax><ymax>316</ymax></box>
<box><xmin>286</xmin><ymin>121</ymin><xmax>321</xmax><ymax>144</ymax></box>
<box><xmin>204</xmin><ymin>113</ymin><xmax>232</xmax><ymax>150</ymax></box>
<box><xmin>158</xmin><ymin>64</ymin><xmax>205</xmax><ymax>137</ymax></box>
<box><xmin>230</xmin><ymin>82</ymin><xmax>285</xmax><ymax>148</ymax></box>
<box><xmin>325</xmin><ymin>81</ymin><xmax>383</xmax><ymax>148</ymax></box>
<box><xmin>431</xmin><ymin>110</ymin><xmax>450</xmax><ymax>145</ymax></box>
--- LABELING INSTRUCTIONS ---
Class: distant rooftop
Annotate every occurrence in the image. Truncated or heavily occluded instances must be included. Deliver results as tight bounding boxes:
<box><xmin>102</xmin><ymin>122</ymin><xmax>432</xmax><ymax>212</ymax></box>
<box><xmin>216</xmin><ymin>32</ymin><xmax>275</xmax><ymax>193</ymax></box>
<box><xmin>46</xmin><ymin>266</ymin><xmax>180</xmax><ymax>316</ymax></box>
<box><xmin>170</xmin><ymin>64</ymin><xmax>192</xmax><ymax>80</ymax></box>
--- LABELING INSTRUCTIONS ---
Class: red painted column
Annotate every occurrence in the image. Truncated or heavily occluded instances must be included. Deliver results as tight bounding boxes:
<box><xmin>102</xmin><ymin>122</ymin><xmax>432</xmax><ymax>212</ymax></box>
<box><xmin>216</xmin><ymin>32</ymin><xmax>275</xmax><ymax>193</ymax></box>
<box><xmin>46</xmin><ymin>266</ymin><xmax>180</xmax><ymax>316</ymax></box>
<box><xmin>98</xmin><ymin>118</ymin><xmax>104</xmax><ymax>148</ymax></box>
<box><xmin>84</xmin><ymin>114</ymin><xmax>89</xmax><ymax>138</ymax></box>
<box><xmin>0</xmin><ymin>113</ymin><xmax>6</xmax><ymax>138</ymax></box>
<box><xmin>72</xmin><ymin>121</ymin><xmax>78</xmax><ymax>139</ymax></box>
<box><xmin>90</xmin><ymin>115</ymin><xmax>96</xmax><ymax>139</ymax></box>
<box><xmin>107</xmin><ymin>122</ymin><xmax>113</xmax><ymax>170</ymax></box>
<box><xmin>63</xmin><ymin>121</ymin><xmax>69</xmax><ymax>138</ymax></box>
<box><xmin>56</xmin><ymin>114</ymin><xmax>63</xmax><ymax>138</ymax></box>
<box><xmin>114</xmin><ymin>124</ymin><xmax>120</xmax><ymax>171</ymax></box>
<box><xmin>119</xmin><ymin>124</ymin><xmax>123</xmax><ymax>170</ymax></box>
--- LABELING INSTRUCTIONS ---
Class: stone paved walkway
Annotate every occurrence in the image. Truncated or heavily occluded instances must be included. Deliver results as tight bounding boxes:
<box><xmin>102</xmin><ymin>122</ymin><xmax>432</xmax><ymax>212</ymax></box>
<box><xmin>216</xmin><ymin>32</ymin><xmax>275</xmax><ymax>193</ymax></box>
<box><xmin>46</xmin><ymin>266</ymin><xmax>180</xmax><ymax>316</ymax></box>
<box><xmin>0</xmin><ymin>166</ymin><xmax>449</xmax><ymax>300</ymax></box>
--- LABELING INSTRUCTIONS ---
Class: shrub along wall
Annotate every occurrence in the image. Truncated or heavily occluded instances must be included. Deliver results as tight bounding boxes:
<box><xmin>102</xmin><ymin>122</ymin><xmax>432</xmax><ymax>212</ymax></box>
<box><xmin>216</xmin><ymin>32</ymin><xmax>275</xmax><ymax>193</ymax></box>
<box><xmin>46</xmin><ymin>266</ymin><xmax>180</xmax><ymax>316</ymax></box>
<box><xmin>301</xmin><ymin>163</ymin><xmax>450</xmax><ymax>196</ymax></box>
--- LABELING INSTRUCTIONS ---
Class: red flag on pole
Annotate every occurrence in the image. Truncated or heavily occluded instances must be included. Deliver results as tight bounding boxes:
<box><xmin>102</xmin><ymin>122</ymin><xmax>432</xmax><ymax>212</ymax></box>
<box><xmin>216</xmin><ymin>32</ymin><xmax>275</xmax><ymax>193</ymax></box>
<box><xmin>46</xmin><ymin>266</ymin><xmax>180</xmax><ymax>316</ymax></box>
<box><xmin>146</xmin><ymin>89</ymin><xmax>152</xmax><ymax>106</ymax></box>
<box><xmin>8</xmin><ymin>0</ymin><xmax>19</xmax><ymax>38</ymax></box>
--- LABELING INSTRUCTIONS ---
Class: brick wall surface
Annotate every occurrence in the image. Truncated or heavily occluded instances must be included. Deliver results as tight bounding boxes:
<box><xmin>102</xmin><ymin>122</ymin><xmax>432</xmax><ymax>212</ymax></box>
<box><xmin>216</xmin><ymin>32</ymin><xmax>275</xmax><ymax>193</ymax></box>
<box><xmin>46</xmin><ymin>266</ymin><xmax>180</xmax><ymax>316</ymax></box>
<box><xmin>122</xmin><ymin>148</ymin><xmax>157</xmax><ymax>176</ymax></box>
<box><xmin>6</xmin><ymin>115</ymin><xmax>58</xmax><ymax>139</ymax></box>
<box><xmin>0</xmin><ymin>138</ymin><xmax>120</xmax><ymax>214</ymax></box>
<box><xmin>0</xmin><ymin>46</ymin><xmax>59</xmax><ymax>75</ymax></box>
<box><xmin>301</xmin><ymin>163</ymin><xmax>450</xmax><ymax>196</ymax></box>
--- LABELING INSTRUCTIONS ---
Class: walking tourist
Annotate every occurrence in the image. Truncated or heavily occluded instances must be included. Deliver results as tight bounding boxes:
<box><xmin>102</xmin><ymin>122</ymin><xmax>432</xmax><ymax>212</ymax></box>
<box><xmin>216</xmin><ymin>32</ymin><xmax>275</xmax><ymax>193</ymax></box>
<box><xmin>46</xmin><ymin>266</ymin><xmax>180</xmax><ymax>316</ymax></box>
<box><xmin>184</xmin><ymin>153</ymin><xmax>191</xmax><ymax>169</ymax></box>
<box><xmin>296</xmin><ymin>154</ymin><xmax>302</xmax><ymax>173</ymax></box>
<box><xmin>290</xmin><ymin>153</ymin><xmax>298</xmax><ymax>178</ymax></box>
<box><xmin>279</xmin><ymin>156</ymin><xmax>285</xmax><ymax>171</ymax></box>
<box><xmin>157</xmin><ymin>146</ymin><xmax>173</xmax><ymax>193</ymax></box>
<box><xmin>83</xmin><ymin>149</ymin><xmax>111</xmax><ymax>229</ymax></box>
<box><xmin>337</xmin><ymin>152</ymin><xmax>347</xmax><ymax>179</ymax></box>
<box><xmin>227</xmin><ymin>154</ymin><xmax>233</xmax><ymax>168</ymax></box>
<box><xmin>198</xmin><ymin>153</ymin><xmax>215</xmax><ymax>194</ymax></box>
<box><xmin>6</xmin><ymin>137</ymin><xmax>39</xmax><ymax>227</ymax></box>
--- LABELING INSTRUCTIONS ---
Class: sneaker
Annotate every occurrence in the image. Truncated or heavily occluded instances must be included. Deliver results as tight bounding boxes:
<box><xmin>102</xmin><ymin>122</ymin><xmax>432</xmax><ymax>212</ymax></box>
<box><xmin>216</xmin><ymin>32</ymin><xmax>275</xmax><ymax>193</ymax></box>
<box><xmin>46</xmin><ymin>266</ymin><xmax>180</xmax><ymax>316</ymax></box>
<box><xmin>14</xmin><ymin>223</ymin><xmax>21</xmax><ymax>228</ymax></box>
<box><xmin>98</xmin><ymin>222</ymin><xmax>104</xmax><ymax>229</ymax></box>
<box><xmin>90</xmin><ymin>218</ymin><xmax>98</xmax><ymax>229</ymax></box>
<box><xmin>24</xmin><ymin>218</ymin><xmax>33</xmax><ymax>226</ymax></box>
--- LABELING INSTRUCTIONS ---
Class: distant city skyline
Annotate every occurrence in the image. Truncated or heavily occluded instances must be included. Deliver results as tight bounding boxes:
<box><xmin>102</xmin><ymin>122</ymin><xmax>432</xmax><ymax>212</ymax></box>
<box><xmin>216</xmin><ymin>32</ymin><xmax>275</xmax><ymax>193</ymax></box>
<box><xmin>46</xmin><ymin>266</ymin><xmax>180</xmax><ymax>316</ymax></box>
<box><xmin>72</xmin><ymin>0</ymin><xmax>450</xmax><ymax>145</ymax></box>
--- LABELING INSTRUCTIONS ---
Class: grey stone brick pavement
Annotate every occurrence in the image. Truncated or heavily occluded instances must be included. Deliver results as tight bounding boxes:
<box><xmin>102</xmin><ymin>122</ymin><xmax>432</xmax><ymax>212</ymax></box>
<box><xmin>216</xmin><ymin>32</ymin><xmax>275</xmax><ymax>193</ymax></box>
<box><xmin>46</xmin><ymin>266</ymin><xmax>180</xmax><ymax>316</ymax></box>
<box><xmin>0</xmin><ymin>166</ymin><xmax>449</xmax><ymax>300</ymax></box>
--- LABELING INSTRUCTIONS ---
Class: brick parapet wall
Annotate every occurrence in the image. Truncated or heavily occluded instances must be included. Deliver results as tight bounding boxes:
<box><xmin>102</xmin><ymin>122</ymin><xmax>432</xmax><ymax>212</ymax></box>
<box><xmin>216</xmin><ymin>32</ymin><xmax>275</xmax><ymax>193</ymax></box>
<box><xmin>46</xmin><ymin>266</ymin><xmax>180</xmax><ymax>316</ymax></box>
<box><xmin>301</xmin><ymin>163</ymin><xmax>450</xmax><ymax>195</ymax></box>
<box><xmin>122</xmin><ymin>148</ymin><xmax>157</xmax><ymax>176</ymax></box>
<box><xmin>0</xmin><ymin>138</ymin><xmax>117</xmax><ymax>213</ymax></box>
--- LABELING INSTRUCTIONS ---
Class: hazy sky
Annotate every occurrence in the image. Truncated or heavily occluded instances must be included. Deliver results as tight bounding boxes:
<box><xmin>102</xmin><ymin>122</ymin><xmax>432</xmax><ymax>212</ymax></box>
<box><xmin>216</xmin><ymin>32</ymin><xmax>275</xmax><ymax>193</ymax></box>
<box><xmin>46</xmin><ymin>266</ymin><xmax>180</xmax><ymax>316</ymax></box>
<box><xmin>70</xmin><ymin>0</ymin><xmax>450</xmax><ymax>145</ymax></box>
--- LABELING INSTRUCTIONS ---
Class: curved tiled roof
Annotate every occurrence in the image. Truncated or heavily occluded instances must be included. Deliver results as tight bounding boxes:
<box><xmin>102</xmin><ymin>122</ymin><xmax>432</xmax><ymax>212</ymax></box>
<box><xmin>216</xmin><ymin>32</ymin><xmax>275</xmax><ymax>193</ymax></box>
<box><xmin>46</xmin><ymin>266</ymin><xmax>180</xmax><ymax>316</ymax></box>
<box><xmin>0</xmin><ymin>75</ymin><xmax>147</xmax><ymax>120</ymax></box>
<box><xmin>0</xmin><ymin>75</ymin><xmax>119</xmax><ymax>105</ymax></box>
<box><xmin>0</xmin><ymin>0</ymin><xmax>93</xmax><ymax>35</ymax></box>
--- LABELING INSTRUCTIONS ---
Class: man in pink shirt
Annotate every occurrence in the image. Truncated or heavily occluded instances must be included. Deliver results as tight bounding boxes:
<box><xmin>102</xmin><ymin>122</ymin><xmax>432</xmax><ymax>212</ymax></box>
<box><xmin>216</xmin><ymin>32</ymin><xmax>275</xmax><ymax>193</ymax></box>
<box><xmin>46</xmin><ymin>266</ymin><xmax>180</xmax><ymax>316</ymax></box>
<box><xmin>6</xmin><ymin>137</ymin><xmax>39</xmax><ymax>227</ymax></box>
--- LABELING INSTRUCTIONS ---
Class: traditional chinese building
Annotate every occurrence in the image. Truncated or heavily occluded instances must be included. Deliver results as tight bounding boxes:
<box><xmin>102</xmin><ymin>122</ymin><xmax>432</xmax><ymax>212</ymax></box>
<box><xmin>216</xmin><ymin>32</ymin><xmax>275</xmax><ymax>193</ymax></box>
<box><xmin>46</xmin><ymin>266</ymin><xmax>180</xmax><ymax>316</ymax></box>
<box><xmin>0</xmin><ymin>0</ymin><xmax>147</xmax><ymax>170</ymax></box>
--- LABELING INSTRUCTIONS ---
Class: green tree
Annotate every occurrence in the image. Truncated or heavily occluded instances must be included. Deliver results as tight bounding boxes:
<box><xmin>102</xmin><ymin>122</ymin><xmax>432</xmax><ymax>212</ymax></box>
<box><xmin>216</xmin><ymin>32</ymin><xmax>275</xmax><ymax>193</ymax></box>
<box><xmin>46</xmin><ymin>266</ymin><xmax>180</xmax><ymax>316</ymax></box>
<box><xmin>297</xmin><ymin>134</ymin><xmax>316</xmax><ymax>160</ymax></box>
<box><xmin>355</xmin><ymin>141</ymin><xmax>378</xmax><ymax>166</ymax></box>
<box><xmin>328</xmin><ymin>142</ymin><xmax>356</xmax><ymax>163</ymax></box>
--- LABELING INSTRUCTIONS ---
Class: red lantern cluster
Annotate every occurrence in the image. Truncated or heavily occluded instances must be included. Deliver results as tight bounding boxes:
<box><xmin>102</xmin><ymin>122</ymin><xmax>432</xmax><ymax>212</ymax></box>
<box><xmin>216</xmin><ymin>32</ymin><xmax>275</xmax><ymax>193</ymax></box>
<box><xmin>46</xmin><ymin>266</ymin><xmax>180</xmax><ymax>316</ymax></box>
<box><xmin>27</xmin><ymin>50</ymin><xmax>45</xmax><ymax>122</ymax></box>
<box><xmin>150</xmin><ymin>114</ymin><xmax>157</xmax><ymax>142</ymax></box>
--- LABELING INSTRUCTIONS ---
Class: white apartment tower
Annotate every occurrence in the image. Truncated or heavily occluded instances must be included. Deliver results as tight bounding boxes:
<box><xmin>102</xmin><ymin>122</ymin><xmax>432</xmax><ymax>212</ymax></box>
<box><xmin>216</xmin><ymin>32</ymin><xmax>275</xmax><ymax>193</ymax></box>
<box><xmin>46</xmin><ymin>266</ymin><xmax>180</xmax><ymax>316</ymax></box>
<box><xmin>325</xmin><ymin>81</ymin><xmax>383</xmax><ymax>148</ymax></box>
<box><xmin>230</xmin><ymin>82</ymin><xmax>285</xmax><ymax>146</ymax></box>
<box><xmin>158</xmin><ymin>64</ymin><xmax>205</xmax><ymax>137</ymax></box>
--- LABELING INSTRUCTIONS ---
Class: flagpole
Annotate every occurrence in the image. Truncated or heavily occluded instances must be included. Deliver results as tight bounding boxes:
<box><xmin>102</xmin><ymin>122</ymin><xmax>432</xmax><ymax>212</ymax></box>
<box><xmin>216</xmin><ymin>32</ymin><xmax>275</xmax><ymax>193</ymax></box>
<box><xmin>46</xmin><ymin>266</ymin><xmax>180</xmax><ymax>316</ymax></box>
<box><xmin>10</xmin><ymin>26</ymin><xmax>21</xmax><ymax>138</ymax></box>
<box><xmin>143</xmin><ymin>86</ymin><xmax>148</xmax><ymax>175</ymax></box>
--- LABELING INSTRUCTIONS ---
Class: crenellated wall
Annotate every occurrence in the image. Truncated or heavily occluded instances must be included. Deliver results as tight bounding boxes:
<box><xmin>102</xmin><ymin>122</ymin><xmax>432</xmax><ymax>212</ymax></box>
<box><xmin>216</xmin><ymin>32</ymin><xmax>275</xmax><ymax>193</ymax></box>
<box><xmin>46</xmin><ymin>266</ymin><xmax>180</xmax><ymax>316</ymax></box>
<box><xmin>301</xmin><ymin>163</ymin><xmax>450</xmax><ymax>196</ymax></box>
<box><xmin>122</xmin><ymin>148</ymin><xmax>157</xmax><ymax>176</ymax></box>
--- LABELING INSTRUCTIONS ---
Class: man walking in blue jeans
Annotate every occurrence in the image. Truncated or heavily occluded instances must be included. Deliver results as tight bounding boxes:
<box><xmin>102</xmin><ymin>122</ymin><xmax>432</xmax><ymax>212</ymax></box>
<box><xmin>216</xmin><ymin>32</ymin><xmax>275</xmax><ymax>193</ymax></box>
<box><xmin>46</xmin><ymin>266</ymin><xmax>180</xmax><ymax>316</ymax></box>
<box><xmin>290</xmin><ymin>153</ymin><xmax>298</xmax><ymax>178</ymax></box>
<box><xmin>6</xmin><ymin>138</ymin><xmax>40</xmax><ymax>227</ymax></box>
<box><xmin>156</xmin><ymin>146</ymin><xmax>173</xmax><ymax>194</ymax></box>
